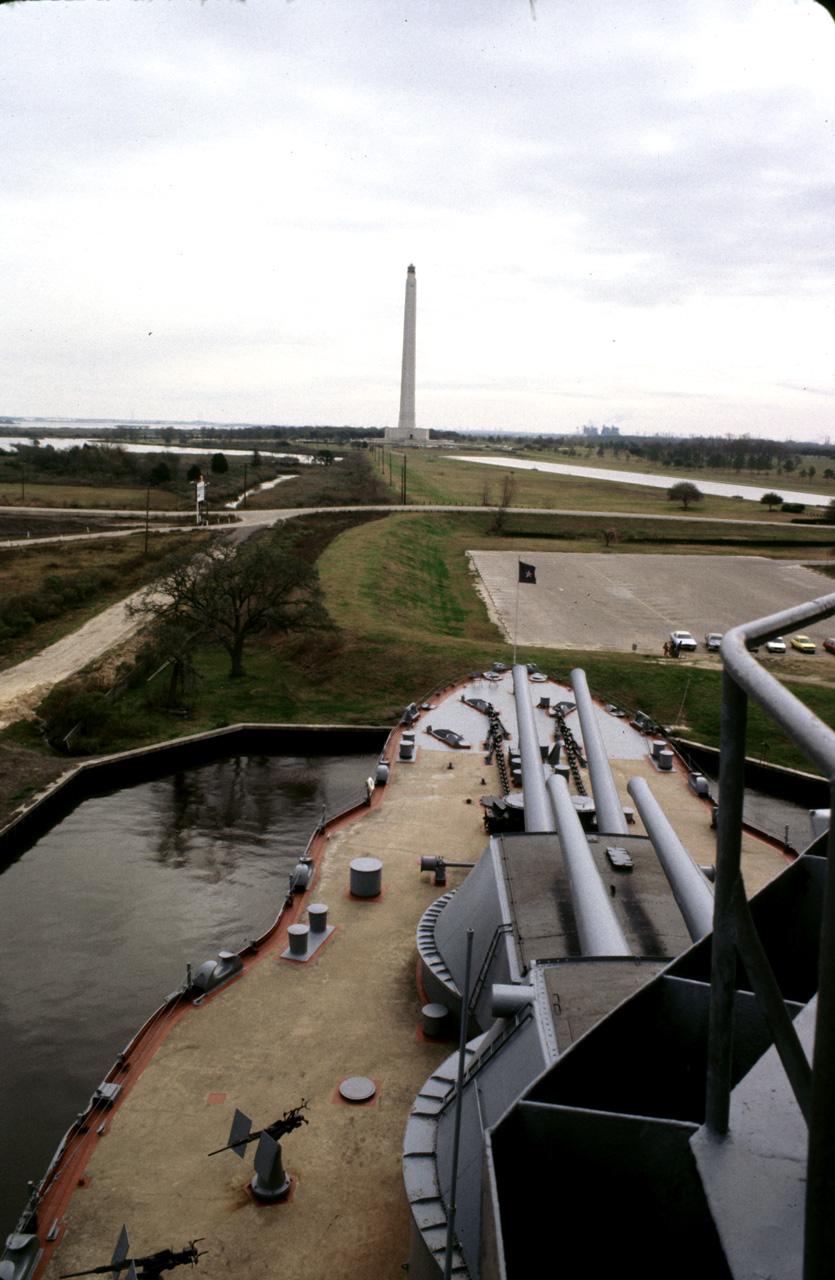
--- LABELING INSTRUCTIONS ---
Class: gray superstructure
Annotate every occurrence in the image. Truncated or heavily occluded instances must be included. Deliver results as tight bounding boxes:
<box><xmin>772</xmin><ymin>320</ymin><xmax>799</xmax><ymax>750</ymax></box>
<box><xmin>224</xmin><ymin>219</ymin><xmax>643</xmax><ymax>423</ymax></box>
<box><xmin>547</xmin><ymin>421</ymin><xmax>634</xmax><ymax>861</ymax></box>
<box><xmin>403</xmin><ymin>634</ymin><xmax>830</xmax><ymax>1280</ymax></box>
<box><xmin>404</xmin><ymin>665</ymin><xmax>717</xmax><ymax>1278</ymax></box>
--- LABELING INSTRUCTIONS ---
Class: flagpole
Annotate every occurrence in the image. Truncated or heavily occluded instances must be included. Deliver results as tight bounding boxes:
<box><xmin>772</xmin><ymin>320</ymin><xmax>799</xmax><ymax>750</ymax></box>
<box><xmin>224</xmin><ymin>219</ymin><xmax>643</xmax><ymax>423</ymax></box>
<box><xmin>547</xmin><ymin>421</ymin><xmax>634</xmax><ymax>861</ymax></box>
<box><xmin>513</xmin><ymin>555</ymin><xmax>520</xmax><ymax>665</ymax></box>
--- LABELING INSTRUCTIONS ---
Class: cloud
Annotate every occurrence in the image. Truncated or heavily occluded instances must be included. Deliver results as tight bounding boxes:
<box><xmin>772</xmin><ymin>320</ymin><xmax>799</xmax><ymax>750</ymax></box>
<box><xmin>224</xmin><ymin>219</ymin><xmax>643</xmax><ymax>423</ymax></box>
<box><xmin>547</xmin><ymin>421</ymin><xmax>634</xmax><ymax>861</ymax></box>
<box><xmin>0</xmin><ymin>0</ymin><xmax>833</xmax><ymax>437</ymax></box>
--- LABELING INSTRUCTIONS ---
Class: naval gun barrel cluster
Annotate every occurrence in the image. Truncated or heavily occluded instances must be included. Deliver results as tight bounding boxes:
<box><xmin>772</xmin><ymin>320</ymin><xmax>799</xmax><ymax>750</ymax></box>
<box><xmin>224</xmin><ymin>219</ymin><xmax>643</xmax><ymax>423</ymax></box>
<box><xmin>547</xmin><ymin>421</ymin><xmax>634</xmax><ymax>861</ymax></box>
<box><xmin>514</xmin><ymin>666</ymin><xmax>715</xmax><ymax>955</ymax></box>
<box><xmin>514</xmin><ymin>668</ymin><xmax>630</xmax><ymax>956</ymax></box>
<box><xmin>627</xmin><ymin>776</ymin><xmax>715</xmax><ymax>941</ymax></box>
<box><xmin>512</xmin><ymin>665</ymin><xmax>555</xmax><ymax>833</ymax></box>
<box><xmin>570</xmin><ymin>668</ymin><xmax>628</xmax><ymax>836</ymax></box>
<box><xmin>546</xmin><ymin>773</ymin><xmax>632</xmax><ymax>957</ymax></box>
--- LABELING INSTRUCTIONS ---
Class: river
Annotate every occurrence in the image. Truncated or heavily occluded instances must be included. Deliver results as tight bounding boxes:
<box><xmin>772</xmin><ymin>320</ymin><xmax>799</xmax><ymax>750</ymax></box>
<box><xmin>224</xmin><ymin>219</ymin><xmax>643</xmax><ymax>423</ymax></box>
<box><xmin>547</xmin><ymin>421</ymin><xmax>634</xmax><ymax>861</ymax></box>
<box><xmin>449</xmin><ymin>454</ymin><xmax>831</xmax><ymax>508</ymax></box>
<box><xmin>0</xmin><ymin>749</ymin><xmax>380</xmax><ymax>1235</ymax></box>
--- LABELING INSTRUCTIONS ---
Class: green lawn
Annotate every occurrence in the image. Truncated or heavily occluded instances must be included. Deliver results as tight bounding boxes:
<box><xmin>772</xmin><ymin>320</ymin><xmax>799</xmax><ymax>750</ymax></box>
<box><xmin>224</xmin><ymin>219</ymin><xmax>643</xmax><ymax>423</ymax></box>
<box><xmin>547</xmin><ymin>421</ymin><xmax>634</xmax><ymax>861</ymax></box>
<box><xmin>5</xmin><ymin>509</ymin><xmax>835</xmax><ymax>776</ymax></box>
<box><xmin>438</xmin><ymin>441</ymin><xmax>834</xmax><ymax>500</ymax></box>
<box><xmin>0</xmin><ymin>484</ymin><xmax>185</xmax><ymax>510</ymax></box>
<box><xmin>0</xmin><ymin>531</ymin><xmax>208</xmax><ymax>670</ymax></box>
<box><xmin>374</xmin><ymin>449</ymin><xmax>830</xmax><ymax>521</ymax></box>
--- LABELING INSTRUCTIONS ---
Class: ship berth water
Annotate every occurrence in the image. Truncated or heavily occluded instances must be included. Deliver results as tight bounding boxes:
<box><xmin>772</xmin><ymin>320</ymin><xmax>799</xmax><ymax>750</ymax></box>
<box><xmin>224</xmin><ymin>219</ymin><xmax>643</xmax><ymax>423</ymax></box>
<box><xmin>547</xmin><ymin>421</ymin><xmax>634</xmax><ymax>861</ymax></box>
<box><xmin>1</xmin><ymin>634</ymin><xmax>824</xmax><ymax>1280</ymax></box>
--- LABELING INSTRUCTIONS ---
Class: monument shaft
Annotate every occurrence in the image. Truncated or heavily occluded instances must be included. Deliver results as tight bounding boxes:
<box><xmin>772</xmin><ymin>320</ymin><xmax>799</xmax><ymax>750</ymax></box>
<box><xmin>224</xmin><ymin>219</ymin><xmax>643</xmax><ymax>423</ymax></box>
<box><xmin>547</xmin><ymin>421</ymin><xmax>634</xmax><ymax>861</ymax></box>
<box><xmin>398</xmin><ymin>264</ymin><xmax>417</xmax><ymax>432</ymax></box>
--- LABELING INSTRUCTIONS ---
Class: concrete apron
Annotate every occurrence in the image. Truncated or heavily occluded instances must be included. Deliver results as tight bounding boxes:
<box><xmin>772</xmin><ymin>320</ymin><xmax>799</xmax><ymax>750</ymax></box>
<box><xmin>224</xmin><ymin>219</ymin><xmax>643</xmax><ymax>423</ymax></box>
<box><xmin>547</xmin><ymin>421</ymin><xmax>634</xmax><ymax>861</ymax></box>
<box><xmin>41</xmin><ymin>749</ymin><xmax>494</xmax><ymax>1280</ymax></box>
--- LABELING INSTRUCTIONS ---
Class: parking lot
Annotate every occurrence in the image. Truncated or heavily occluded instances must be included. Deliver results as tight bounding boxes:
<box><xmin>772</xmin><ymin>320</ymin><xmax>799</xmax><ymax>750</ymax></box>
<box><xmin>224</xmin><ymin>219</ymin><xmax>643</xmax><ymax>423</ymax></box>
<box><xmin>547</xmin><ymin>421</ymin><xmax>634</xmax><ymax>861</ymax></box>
<box><xmin>468</xmin><ymin>552</ymin><xmax>835</xmax><ymax>654</ymax></box>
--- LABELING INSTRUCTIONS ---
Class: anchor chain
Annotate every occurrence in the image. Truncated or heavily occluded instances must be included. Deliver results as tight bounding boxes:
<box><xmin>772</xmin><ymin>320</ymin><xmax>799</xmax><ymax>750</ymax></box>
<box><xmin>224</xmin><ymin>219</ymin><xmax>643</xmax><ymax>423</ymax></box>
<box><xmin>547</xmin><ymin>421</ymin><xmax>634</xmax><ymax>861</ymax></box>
<box><xmin>554</xmin><ymin>705</ymin><xmax>587</xmax><ymax>797</ymax></box>
<box><xmin>486</xmin><ymin>707</ymin><xmax>511</xmax><ymax>796</ymax></box>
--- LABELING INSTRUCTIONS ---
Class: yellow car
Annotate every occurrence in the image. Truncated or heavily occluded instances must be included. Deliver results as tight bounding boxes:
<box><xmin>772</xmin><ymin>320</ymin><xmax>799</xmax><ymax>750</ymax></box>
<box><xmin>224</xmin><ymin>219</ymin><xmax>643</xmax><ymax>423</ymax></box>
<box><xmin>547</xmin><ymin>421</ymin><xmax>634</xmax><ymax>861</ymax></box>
<box><xmin>790</xmin><ymin>634</ymin><xmax>816</xmax><ymax>653</ymax></box>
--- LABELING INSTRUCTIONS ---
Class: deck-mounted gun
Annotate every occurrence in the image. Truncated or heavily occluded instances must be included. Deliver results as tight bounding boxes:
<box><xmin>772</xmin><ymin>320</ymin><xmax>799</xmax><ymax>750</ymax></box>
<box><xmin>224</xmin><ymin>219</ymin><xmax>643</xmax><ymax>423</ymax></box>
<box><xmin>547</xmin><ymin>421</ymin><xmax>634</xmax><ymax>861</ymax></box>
<box><xmin>208</xmin><ymin>1098</ymin><xmax>311</xmax><ymax>1201</ymax></box>
<box><xmin>60</xmin><ymin>1226</ymin><xmax>204</xmax><ymax>1280</ymax></box>
<box><xmin>207</xmin><ymin>1097</ymin><xmax>310</xmax><ymax>1158</ymax></box>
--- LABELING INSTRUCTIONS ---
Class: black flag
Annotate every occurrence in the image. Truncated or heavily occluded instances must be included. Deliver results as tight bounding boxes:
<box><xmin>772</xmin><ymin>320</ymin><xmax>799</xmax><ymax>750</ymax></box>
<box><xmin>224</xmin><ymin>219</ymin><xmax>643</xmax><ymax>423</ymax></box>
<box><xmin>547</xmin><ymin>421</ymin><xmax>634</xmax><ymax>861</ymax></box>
<box><xmin>518</xmin><ymin>561</ymin><xmax>536</xmax><ymax>584</ymax></box>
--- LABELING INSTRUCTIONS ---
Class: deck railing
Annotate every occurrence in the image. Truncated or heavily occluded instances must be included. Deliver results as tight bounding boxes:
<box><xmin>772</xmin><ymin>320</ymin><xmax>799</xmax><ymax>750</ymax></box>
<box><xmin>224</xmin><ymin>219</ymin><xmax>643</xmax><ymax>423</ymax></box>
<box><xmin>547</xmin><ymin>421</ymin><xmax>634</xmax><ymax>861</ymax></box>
<box><xmin>708</xmin><ymin>591</ymin><xmax>835</xmax><ymax>1280</ymax></box>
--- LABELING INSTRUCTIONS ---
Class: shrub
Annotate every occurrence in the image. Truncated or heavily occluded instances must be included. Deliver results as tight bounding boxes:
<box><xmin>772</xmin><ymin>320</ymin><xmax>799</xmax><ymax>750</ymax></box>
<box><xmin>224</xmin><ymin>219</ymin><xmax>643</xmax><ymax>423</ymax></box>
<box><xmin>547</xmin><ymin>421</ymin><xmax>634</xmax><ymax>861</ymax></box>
<box><xmin>148</xmin><ymin>461</ymin><xmax>172</xmax><ymax>486</ymax></box>
<box><xmin>667</xmin><ymin>481</ymin><xmax>703</xmax><ymax>510</ymax></box>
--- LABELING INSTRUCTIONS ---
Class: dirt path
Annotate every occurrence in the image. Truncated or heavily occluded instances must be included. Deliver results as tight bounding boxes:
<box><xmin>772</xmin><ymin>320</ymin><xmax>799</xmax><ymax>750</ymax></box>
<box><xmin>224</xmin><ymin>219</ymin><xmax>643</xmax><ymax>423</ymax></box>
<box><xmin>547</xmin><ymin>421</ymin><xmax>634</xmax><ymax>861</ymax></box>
<box><xmin>0</xmin><ymin>590</ymin><xmax>151</xmax><ymax>730</ymax></box>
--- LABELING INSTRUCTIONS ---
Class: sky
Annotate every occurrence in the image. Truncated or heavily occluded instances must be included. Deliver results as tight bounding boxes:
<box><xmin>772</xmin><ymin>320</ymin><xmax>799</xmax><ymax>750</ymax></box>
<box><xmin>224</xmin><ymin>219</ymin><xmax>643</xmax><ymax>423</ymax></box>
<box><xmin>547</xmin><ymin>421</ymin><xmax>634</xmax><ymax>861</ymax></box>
<box><xmin>1</xmin><ymin>0</ymin><xmax>834</xmax><ymax>440</ymax></box>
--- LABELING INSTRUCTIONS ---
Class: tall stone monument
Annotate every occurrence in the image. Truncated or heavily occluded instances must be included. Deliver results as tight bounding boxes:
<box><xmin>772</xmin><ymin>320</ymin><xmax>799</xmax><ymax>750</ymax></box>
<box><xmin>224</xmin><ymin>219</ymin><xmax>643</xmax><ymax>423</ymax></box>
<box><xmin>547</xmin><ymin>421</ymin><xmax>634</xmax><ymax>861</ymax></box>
<box><xmin>398</xmin><ymin>264</ymin><xmax>417</xmax><ymax>433</ymax></box>
<box><xmin>385</xmin><ymin>264</ymin><xmax>429</xmax><ymax>444</ymax></box>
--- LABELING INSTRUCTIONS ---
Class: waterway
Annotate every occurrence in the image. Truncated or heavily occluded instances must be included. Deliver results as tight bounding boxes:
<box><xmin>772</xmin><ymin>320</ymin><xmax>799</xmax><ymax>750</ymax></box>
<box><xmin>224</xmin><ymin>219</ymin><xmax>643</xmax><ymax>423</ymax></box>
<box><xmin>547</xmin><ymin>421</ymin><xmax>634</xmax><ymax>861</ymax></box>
<box><xmin>449</xmin><ymin>454</ymin><xmax>831</xmax><ymax>508</ymax></box>
<box><xmin>0</xmin><ymin>436</ymin><xmax>314</xmax><ymax>463</ymax></box>
<box><xmin>0</xmin><ymin>749</ymin><xmax>380</xmax><ymax>1235</ymax></box>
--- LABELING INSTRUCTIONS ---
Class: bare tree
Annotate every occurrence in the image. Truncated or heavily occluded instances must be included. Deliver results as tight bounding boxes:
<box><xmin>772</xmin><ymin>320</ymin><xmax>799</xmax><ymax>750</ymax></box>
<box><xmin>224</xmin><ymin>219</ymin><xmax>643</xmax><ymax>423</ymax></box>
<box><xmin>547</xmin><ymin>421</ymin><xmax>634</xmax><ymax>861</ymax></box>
<box><xmin>138</xmin><ymin>619</ymin><xmax>206</xmax><ymax>709</ymax></box>
<box><xmin>130</xmin><ymin>534</ymin><xmax>332</xmax><ymax>680</ymax></box>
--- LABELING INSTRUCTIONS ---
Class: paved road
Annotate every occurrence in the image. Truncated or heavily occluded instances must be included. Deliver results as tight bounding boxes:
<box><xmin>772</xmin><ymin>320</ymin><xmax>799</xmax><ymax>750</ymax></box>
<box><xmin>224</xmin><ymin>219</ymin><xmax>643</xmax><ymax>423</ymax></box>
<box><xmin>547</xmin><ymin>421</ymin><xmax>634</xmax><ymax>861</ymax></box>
<box><xmin>0</xmin><ymin>501</ymin><xmax>812</xmax><ymax>549</ymax></box>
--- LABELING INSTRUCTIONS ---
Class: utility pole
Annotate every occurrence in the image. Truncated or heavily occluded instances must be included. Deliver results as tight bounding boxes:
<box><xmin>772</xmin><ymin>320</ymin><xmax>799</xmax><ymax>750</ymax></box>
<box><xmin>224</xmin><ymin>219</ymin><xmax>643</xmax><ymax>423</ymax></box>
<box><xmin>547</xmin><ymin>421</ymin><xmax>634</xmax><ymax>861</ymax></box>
<box><xmin>144</xmin><ymin>486</ymin><xmax>150</xmax><ymax>557</ymax></box>
<box><xmin>401</xmin><ymin>453</ymin><xmax>407</xmax><ymax>504</ymax></box>
<box><xmin>243</xmin><ymin>462</ymin><xmax>248</xmax><ymax>510</ymax></box>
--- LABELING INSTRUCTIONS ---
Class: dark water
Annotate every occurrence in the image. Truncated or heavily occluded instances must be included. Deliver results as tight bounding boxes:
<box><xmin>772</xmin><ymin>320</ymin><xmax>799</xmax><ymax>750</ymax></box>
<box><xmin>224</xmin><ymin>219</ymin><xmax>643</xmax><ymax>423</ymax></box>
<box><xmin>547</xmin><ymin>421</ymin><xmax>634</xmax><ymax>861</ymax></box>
<box><xmin>0</xmin><ymin>752</ymin><xmax>379</xmax><ymax>1234</ymax></box>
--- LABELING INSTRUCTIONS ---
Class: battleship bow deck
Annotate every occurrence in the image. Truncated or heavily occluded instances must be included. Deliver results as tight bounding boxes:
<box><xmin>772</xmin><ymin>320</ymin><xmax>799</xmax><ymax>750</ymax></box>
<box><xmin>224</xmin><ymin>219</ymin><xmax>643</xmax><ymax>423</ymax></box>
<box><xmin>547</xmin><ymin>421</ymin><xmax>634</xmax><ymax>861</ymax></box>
<box><xmin>39</xmin><ymin>751</ymin><xmax>489</xmax><ymax>1280</ymax></box>
<box><xmin>27</xmin><ymin>670</ymin><xmax>791</xmax><ymax>1280</ymax></box>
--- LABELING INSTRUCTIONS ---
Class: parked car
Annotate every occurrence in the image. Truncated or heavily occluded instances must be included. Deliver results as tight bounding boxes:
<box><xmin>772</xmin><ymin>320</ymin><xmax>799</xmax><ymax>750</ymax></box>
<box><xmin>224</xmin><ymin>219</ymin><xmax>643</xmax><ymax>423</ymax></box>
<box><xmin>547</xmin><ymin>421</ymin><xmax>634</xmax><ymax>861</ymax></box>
<box><xmin>765</xmin><ymin>637</ymin><xmax>786</xmax><ymax>654</ymax></box>
<box><xmin>669</xmin><ymin>631</ymin><xmax>698</xmax><ymax>652</ymax></box>
<box><xmin>824</xmin><ymin>638</ymin><xmax>835</xmax><ymax>655</ymax></box>
<box><xmin>705</xmin><ymin>633</ymin><xmax>723</xmax><ymax>651</ymax></box>
<box><xmin>790</xmin><ymin>634</ymin><xmax>816</xmax><ymax>653</ymax></box>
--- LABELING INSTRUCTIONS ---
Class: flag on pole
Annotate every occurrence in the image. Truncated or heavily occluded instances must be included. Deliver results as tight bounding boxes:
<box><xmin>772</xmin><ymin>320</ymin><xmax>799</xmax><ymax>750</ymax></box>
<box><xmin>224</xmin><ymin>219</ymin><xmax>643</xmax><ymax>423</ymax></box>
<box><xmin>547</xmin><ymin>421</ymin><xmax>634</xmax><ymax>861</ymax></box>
<box><xmin>518</xmin><ymin>561</ymin><xmax>536</xmax><ymax>584</ymax></box>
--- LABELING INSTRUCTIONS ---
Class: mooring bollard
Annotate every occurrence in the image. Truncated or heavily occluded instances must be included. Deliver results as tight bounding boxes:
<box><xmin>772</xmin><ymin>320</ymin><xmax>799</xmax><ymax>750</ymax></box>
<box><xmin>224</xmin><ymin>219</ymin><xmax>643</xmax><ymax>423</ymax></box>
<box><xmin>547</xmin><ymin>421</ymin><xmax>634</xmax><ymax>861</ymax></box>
<box><xmin>288</xmin><ymin>924</ymin><xmax>309</xmax><ymax>957</ymax></box>
<box><xmin>421</xmin><ymin>1003</ymin><xmax>449</xmax><ymax>1037</ymax></box>
<box><xmin>308</xmin><ymin>903</ymin><xmax>328</xmax><ymax>933</ymax></box>
<box><xmin>349</xmin><ymin>857</ymin><xmax>382</xmax><ymax>897</ymax></box>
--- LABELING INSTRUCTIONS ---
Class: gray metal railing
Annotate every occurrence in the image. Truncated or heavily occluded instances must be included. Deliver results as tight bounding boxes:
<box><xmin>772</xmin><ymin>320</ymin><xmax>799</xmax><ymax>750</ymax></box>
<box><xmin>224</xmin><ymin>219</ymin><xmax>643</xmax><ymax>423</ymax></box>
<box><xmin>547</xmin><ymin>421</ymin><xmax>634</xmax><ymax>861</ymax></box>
<box><xmin>708</xmin><ymin>591</ymin><xmax>835</xmax><ymax>1280</ymax></box>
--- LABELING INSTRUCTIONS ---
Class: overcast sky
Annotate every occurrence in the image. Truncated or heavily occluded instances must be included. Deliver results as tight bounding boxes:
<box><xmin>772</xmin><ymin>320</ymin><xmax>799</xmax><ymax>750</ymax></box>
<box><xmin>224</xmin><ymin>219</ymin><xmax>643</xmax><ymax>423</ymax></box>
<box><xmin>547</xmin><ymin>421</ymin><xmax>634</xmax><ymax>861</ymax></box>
<box><xmin>1</xmin><ymin>0</ymin><xmax>834</xmax><ymax>439</ymax></box>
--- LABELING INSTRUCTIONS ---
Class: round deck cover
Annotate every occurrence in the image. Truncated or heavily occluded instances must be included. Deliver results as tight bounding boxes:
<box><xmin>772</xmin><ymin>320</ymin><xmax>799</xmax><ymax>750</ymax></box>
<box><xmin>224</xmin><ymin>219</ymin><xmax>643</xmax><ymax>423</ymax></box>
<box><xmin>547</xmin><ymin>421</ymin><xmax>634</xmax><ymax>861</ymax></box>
<box><xmin>339</xmin><ymin>1076</ymin><xmax>376</xmax><ymax>1103</ymax></box>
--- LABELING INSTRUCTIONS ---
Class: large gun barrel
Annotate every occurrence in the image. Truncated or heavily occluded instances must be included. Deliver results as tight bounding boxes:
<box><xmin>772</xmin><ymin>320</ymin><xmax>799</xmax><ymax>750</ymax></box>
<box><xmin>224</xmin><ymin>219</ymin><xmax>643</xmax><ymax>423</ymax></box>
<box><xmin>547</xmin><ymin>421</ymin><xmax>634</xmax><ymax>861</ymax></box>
<box><xmin>570</xmin><ymin>669</ymin><xmax>628</xmax><ymax>835</ymax></box>
<box><xmin>512</xmin><ymin>665</ymin><xmax>555</xmax><ymax>833</ymax></box>
<box><xmin>627</xmin><ymin>776</ymin><xmax>714</xmax><ymax>941</ymax></box>
<box><xmin>546</xmin><ymin>772</ymin><xmax>631</xmax><ymax>957</ymax></box>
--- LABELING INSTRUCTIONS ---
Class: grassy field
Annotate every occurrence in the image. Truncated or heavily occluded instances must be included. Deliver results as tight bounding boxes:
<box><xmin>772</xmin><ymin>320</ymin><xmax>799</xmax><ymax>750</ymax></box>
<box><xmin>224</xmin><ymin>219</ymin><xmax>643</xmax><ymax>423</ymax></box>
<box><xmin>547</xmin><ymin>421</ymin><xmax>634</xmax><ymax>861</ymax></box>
<box><xmin>4</xmin><ymin>510</ymin><xmax>832</xmax><ymax>778</ymax></box>
<box><xmin>245</xmin><ymin>451</ymin><xmax>392</xmax><ymax>510</ymax></box>
<box><xmin>373</xmin><ymin>449</ymin><xmax>831</xmax><ymax>521</ymax></box>
<box><xmin>0</xmin><ymin>531</ymin><xmax>208</xmax><ymax>670</ymax></box>
<box><xmin>318</xmin><ymin>508</ymin><xmax>835</xmax><ymax>569</ymax></box>
<box><xmin>316</xmin><ymin>512</ymin><xmax>835</xmax><ymax>771</ymax></box>
<box><xmin>0</xmin><ymin>451</ymin><xmax>290</xmax><ymax>511</ymax></box>
<box><xmin>432</xmin><ymin>441</ymin><xmax>835</xmax><ymax>498</ymax></box>
<box><xmin>0</xmin><ymin>484</ymin><xmax>185</xmax><ymax>510</ymax></box>
<box><xmin>6</xmin><ymin>621</ymin><xmax>833</xmax><ymax>777</ymax></box>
